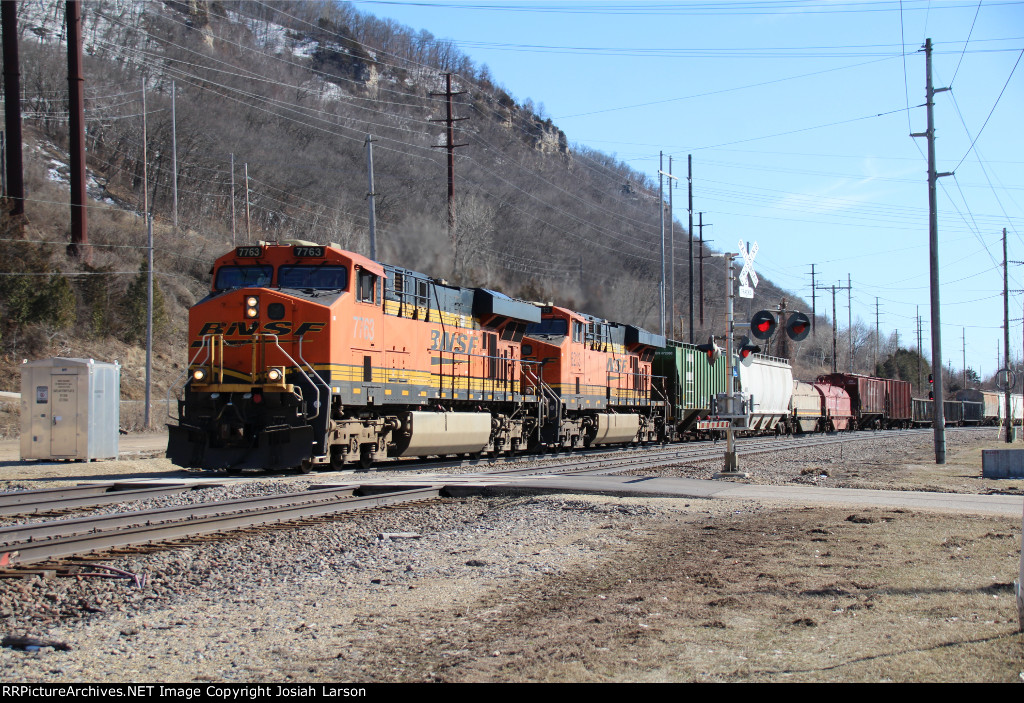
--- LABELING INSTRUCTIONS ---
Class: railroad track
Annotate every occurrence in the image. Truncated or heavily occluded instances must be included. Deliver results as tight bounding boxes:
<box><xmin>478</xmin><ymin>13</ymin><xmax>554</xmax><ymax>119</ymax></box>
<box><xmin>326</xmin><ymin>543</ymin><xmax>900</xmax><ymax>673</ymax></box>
<box><xmin>0</xmin><ymin>427</ymin><xmax>975</xmax><ymax>571</ymax></box>
<box><xmin>0</xmin><ymin>485</ymin><xmax>439</xmax><ymax>569</ymax></box>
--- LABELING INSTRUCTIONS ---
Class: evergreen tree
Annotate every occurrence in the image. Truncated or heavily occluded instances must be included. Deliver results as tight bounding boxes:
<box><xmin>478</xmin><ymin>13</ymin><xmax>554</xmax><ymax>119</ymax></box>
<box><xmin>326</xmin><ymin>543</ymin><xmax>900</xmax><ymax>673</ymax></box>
<box><xmin>123</xmin><ymin>261</ymin><xmax>168</xmax><ymax>344</ymax></box>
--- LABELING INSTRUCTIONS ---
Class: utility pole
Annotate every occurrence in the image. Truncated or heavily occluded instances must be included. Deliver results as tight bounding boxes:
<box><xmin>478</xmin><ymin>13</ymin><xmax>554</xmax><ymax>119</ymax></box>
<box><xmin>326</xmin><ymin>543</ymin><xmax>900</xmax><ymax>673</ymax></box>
<box><xmin>1004</xmin><ymin>227</ymin><xmax>1013</xmax><ymax>442</ymax></box>
<box><xmin>810</xmin><ymin>264</ymin><xmax>817</xmax><ymax>337</ymax></box>
<box><xmin>171</xmin><ymin>80</ymin><xmax>178</xmax><ymax>230</ymax></box>
<box><xmin>141</xmin><ymin>77</ymin><xmax>148</xmax><ymax>223</ymax></box>
<box><xmin>365</xmin><ymin>134</ymin><xmax>377</xmax><ymax>260</ymax></box>
<box><xmin>244</xmin><ymin>162</ymin><xmax>251</xmax><ymax>244</ymax></box>
<box><xmin>2</xmin><ymin>1</ymin><xmax>24</xmax><ymax>217</ymax></box>
<box><xmin>144</xmin><ymin>212</ymin><xmax>153</xmax><ymax>429</ymax></box>
<box><xmin>229</xmin><ymin>153</ymin><xmax>236</xmax><ymax>246</ymax></box>
<box><xmin>658</xmin><ymin>156</ymin><xmax>678</xmax><ymax>338</ymax></box>
<box><xmin>688</xmin><ymin>154</ymin><xmax>694</xmax><ymax>344</ymax></box>
<box><xmin>817</xmin><ymin>281</ymin><xmax>851</xmax><ymax>373</ymax></box>
<box><xmin>430</xmin><ymin>73</ymin><xmax>467</xmax><ymax>242</ymax></box>
<box><xmin>911</xmin><ymin>37</ymin><xmax>952</xmax><ymax>464</ymax></box>
<box><xmin>66</xmin><ymin>0</ymin><xmax>87</xmax><ymax>260</ymax></box>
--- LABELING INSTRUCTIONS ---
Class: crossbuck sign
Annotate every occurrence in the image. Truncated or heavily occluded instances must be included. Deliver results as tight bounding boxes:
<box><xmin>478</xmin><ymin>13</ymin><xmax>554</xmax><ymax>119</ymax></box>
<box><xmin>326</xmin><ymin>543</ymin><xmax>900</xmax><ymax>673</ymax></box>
<box><xmin>738</xmin><ymin>240</ymin><xmax>758</xmax><ymax>299</ymax></box>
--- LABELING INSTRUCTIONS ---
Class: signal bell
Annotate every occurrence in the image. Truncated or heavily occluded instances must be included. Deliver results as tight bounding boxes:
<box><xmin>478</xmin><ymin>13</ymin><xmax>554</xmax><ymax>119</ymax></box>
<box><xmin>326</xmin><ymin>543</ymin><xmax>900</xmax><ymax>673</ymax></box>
<box><xmin>749</xmin><ymin>310</ymin><xmax>777</xmax><ymax>340</ymax></box>
<box><xmin>696</xmin><ymin>335</ymin><xmax>721</xmax><ymax>367</ymax></box>
<box><xmin>738</xmin><ymin>335</ymin><xmax>761</xmax><ymax>366</ymax></box>
<box><xmin>785</xmin><ymin>311</ymin><xmax>811</xmax><ymax>341</ymax></box>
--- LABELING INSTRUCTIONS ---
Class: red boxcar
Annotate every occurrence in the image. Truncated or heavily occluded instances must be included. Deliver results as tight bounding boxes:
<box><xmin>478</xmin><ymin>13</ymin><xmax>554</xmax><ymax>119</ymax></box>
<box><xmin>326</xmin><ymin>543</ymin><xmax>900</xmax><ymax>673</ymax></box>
<box><xmin>817</xmin><ymin>373</ymin><xmax>911</xmax><ymax>429</ymax></box>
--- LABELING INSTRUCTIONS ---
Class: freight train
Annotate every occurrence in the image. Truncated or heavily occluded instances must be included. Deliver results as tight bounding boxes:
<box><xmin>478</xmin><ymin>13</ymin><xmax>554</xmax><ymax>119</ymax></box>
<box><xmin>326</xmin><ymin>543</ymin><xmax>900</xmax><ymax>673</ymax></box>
<box><xmin>166</xmin><ymin>242</ymin><xmax>986</xmax><ymax>472</ymax></box>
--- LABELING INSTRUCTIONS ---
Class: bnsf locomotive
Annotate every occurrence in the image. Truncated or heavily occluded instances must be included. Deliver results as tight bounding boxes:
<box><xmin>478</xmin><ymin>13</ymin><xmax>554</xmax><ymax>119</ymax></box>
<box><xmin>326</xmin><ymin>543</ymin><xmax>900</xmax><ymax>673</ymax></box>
<box><xmin>167</xmin><ymin>242</ymin><xmax>665</xmax><ymax>472</ymax></box>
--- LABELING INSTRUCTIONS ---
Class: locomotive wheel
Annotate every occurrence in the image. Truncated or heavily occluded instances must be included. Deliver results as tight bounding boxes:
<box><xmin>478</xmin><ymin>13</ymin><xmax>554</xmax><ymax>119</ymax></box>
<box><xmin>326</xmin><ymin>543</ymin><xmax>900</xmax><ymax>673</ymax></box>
<box><xmin>330</xmin><ymin>447</ymin><xmax>347</xmax><ymax>471</ymax></box>
<box><xmin>297</xmin><ymin>460</ymin><xmax>313</xmax><ymax>474</ymax></box>
<box><xmin>357</xmin><ymin>445</ymin><xmax>374</xmax><ymax>471</ymax></box>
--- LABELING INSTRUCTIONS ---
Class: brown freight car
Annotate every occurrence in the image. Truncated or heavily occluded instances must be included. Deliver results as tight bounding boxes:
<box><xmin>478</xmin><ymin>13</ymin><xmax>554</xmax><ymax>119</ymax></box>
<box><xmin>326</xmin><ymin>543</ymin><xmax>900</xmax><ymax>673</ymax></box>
<box><xmin>816</xmin><ymin>373</ymin><xmax>912</xmax><ymax>429</ymax></box>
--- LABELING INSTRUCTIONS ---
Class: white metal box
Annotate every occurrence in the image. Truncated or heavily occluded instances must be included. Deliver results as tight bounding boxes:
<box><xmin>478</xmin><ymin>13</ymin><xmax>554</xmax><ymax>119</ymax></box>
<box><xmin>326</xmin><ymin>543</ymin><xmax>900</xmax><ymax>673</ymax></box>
<box><xmin>20</xmin><ymin>357</ymin><xmax>120</xmax><ymax>461</ymax></box>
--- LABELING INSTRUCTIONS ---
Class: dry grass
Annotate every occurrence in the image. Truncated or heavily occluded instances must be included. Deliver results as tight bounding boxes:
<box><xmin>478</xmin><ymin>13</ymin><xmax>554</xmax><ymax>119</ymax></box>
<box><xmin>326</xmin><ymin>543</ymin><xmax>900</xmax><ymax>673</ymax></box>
<box><xmin>309</xmin><ymin>504</ymin><xmax>1023</xmax><ymax>683</ymax></box>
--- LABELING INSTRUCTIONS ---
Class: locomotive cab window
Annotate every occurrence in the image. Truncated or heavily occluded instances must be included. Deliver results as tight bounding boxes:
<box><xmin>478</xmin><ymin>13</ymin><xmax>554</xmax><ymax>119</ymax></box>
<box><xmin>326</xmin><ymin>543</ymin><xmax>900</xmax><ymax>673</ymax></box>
<box><xmin>278</xmin><ymin>265</ymin><xmax>348</xmax><ymax>290</ymax></box>
<box><xmin>214</xmin><ymin>265</ymin><xmax>273</xmax><ymax>291</ymax></box>
<box><xmin>357</xmin><ymin>269</ymin><xmax>379</xmax><ymax>304</ymax></box>
<box><xmin>526</xmin><ymin>318</ymin><xmax>568</xmax><ymax>337</ymax></box>
<box><xmin>572</xmin><ymin>321</ymin><xmax>585</xmax><ymax>343</ymax></box>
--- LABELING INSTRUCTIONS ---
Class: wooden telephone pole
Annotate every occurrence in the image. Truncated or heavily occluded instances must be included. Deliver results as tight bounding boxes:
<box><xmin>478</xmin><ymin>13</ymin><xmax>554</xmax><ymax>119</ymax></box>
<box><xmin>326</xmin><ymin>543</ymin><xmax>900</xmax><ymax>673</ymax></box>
<box><xmin>430</xmin><ymin>74</ymin><xmax>467</xmax><ymax>241</ymax></box>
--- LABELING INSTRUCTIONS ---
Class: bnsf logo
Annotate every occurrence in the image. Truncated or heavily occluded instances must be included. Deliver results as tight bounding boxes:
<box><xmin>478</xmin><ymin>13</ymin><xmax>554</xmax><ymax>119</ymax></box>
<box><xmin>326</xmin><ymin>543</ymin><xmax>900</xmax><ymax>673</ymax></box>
<box><xmin>196</xmin><ymin>321</ymin><xmax>327</xmax><ymax>336</ymax></box>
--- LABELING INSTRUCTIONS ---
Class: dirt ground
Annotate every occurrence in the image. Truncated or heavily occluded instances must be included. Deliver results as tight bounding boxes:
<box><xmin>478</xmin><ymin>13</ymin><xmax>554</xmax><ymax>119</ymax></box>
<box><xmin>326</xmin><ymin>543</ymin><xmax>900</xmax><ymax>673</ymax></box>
<box><xmin>318</xmin><ymin>506</ymin><xmax>1023</xmax><ymax>683</ymax></box>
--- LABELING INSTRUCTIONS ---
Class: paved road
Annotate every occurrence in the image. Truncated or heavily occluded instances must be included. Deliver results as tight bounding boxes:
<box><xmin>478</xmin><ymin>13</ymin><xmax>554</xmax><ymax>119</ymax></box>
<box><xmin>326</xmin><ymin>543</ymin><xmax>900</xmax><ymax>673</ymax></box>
<box><xmin>352</xmin><ymin>474</ymin><xmax>1024</xmax><ymax>518</ymax></box>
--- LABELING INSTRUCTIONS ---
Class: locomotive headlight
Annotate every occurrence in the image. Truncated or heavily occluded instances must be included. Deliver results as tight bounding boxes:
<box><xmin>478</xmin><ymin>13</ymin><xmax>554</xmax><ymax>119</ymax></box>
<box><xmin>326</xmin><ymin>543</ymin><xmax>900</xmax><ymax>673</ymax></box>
<box><xmin>244</xmin><ymin>295</ymin><xmax>259</xmax><ymax>319</ymax></box>
<box><xmin>192</xmin><ymin>368</ymin><xmax>207</xmax><ymax>383</ymax></box>
<box><xmin>266</xmin><ymin>367</ymin><xmax>283</xmax><ymax>382</ymax></box>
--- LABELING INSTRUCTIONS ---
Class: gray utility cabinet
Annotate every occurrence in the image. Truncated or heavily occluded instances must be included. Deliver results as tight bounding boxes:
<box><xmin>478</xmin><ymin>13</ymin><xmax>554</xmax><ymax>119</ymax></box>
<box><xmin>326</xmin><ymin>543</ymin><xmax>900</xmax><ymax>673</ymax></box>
<box><xmin>20</xmin><ymin>357</ymin><xmax>120</xmax><ymax>461</ymax></box>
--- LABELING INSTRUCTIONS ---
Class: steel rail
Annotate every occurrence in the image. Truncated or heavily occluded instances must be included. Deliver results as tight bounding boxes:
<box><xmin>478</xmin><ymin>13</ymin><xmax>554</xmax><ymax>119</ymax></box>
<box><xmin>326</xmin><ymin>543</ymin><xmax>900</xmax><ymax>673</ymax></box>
<box><xmin>0</xmin><ymin>486</ymin><xmax>440</xmax><ymax>567</ymax></box>
<box><xmin>0</xmin><ymin>485</ymin><xmax>362</xmax><ymax>546</ymax></box>
<box><xmin>460</xmin><ymin>428</ymin><xmax>938</xmax><ymax>479</ymax></box>
<box><xmin>0</xmin><ymin>484</ymin><xmax>195</xmax><ymax>517</ymax></box>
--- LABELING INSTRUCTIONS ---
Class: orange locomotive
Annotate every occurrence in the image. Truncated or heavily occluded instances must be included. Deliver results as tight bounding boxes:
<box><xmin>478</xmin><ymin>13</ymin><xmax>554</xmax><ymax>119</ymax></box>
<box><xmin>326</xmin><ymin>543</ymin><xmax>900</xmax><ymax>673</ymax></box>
<box><xmin>167</xmin><ymin>242</ymin><xmax>667</xmax><ymax>472</ymax></box>
<box><xmin>168</xmin><ymin>241</ymin><xmax>542</xmax><ymax>471</ymax></box>
<box><xmin>522</xmin><ymin>306</ymin><xmax>666</xmax><ymax>449</ymax></box>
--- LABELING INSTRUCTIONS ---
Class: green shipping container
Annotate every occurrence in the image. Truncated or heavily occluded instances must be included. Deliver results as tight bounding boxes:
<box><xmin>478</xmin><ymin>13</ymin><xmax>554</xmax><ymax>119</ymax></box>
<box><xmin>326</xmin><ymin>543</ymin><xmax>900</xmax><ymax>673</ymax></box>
<box><xmin>653</xmin><ymin>341</ymin><xmax>728</xmax><ymax>436</ymax></box>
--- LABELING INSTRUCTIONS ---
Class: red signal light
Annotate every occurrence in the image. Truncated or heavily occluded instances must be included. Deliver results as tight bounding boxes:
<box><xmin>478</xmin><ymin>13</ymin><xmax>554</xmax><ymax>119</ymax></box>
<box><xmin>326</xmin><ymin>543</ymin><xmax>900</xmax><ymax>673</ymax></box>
<box><xmin>738</xmin><ymin>335</ymin><xmax>760</xmax><ymax>366</ymax></box>
<box><xmin>785</xmin><ymin>312</ymin><xmax>811</xmax><ymax>342</ymax></box>
<box><xmin>749</xmin><ymin>311</ymin><xmax>777</xmax><ymax>340</ymax></box>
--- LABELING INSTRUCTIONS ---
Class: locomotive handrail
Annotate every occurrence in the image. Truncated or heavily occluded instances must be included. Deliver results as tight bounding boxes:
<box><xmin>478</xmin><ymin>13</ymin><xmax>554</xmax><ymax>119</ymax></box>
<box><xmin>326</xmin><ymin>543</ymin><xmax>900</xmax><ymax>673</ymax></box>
<box><xmin>166</xmin><ymin>334</ymin><xmax>220</xmax><ymax>422</ymax></box>
<box><xmin>285</xmin><ymin>335</ymin><xmax>332</xmax><ymax>424</ymax></box>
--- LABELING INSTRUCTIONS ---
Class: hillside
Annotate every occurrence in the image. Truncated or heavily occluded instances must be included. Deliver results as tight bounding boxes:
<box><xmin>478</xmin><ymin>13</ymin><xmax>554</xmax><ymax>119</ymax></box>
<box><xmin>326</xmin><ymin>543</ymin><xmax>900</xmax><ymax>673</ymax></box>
<box><xmin>1</xmin><ymin>0</ymin><xmax>871</xmax><ymax>413</ymax></box>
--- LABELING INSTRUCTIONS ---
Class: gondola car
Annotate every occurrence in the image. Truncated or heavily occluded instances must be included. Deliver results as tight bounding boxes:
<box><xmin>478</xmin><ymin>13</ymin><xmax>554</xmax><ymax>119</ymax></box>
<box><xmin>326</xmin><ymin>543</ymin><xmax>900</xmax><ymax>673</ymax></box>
<box><xmin>912</xmin><ymin>398</ymin><xmax>983</xmax><ymax>427</ymax></box>
<box><xmin>954</xmin><ymin>389</ymin><xmax>1022</xmax><ymax>426</ymax></box>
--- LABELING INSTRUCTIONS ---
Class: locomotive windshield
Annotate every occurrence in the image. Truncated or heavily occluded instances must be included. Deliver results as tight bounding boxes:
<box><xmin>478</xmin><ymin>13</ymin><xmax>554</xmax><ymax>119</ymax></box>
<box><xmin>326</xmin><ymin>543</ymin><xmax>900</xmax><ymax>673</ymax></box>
<box><xmin>525</xmin><ymin>318</ymin><xmax>568</xmax><ymax>337</ymax></box>
<box><xmin>214</xmin><ymin>265</ymin><xmax>273</xmax><ymax>291</ymax></box>
<box><xmin>278</xmin><ymin>265</ymin><xmax>348</xmax><ymax>290</ymax></box>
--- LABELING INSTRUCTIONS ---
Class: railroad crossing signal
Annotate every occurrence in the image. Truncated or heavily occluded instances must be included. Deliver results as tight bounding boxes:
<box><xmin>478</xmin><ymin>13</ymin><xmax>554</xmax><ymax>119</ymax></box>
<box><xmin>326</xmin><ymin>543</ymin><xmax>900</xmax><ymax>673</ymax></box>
<box><xmin>785</xmin><ymin>311</ymin><xmax>811</xmax><ymax>341</ymax></box>
<box><xmin>696</xmin><ymin>335</ymin><xmax>721</xmax><ymax>366</ymax></box>
<box><xmin>749</xmin><ymin>310</ymin><xmax>776</xmax><ymax>340</ymax></box>
<box><xmin>737</xmin><ymin>240</ymin><xmax>758</xmax><ymax>299</ymax></box>
<box><xmin>738</xmin><ymin>335</ymin><xmax>760</xmax><ymax>366</ymax></box>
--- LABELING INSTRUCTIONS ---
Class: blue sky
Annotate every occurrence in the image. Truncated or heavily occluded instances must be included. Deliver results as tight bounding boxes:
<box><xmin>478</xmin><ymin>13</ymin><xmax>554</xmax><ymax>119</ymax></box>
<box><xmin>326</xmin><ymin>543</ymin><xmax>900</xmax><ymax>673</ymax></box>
<box><xmin>350</xmin><ymin>0</ymin><xmax>1023</xmax><ymax>379</ymax></box>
